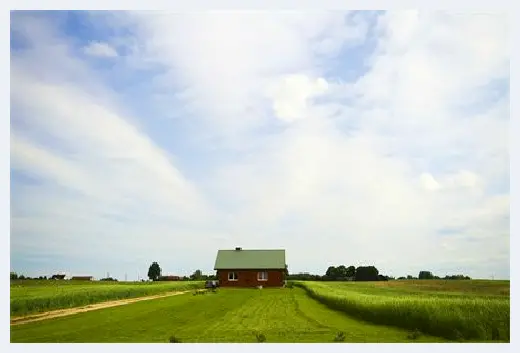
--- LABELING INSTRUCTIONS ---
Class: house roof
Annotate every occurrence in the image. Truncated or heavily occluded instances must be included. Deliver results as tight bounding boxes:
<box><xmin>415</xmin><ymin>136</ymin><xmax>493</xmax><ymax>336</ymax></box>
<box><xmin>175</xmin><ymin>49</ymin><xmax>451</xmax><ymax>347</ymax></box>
<box><xmin>214</xmin><ymin>249</ymin><xmax>286</xmax><ymax>270</ymax></box>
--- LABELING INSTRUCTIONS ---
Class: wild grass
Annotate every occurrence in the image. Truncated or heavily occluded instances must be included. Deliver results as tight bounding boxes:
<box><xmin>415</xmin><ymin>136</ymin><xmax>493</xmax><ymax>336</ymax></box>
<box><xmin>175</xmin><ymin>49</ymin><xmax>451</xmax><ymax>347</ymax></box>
<box><xmin>295</xmin><ymin>281</ymin><xmax>510</xmax><ymax>342</ymax></box>
<box><xmin>10</xmin><ymin>280</ymin><xmax>205</xmax><ymax>317</ymax></box>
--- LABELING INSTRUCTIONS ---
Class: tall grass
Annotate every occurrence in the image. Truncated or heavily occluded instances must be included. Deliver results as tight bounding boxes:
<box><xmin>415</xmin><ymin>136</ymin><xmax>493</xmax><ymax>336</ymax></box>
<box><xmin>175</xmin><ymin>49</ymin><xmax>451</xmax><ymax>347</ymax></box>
<box><xmin>11</xmin><ymin>281</ymin><xmax>205</xmax><ymax>317</ymax></box>
<box><xmin>296</xmin><ymin>281</ymin><xmax>509</xmax><ymax>342</ymax></box>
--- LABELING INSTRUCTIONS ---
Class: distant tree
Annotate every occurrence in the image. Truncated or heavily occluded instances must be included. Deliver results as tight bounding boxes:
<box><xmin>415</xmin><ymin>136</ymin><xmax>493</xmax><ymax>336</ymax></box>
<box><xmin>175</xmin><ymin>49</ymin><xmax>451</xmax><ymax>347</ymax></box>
<box><xmin>147</xmin><ymin>262</ymin><xmax>162</xmax><ymax>281</ymax></box>
<box><xmin>444</xmin><ymin>274</ymin><xmax>471</xmax><ymax>280</ymax></box>
<box><xmin>406</xmin><ymin>275</ymin><xmax>415</xmax><ymax>280</ymax></box>
<box><xmin>100</xmin><ymin>277</ymin><xmax>118</xmax><ymax>282</ymax></box>
<box><xmin>19</xmin><ymin>275</ymin><xmax>26</xmax><ymax>280</ymax></box>
<box><xmin>345</xmin><ymin>266</ymin><xmax>356</xmax><ymax>278</ymax></box>
<box><xmin>10</xmin><ymin>272</ymin><xmax>18</xmax><ymax>280</ymax></box>
<box><xmin>336</xmin><ymin>265</ymin><xmax>348</xmax><ymax>279</ymax></box>
<box><xmin>355</xmin><ymin>266</ymin><xmax>379</xmax><ymax>281</ymax></box>
<box><xmin>377</xmin><ymin>275</ymin><xmax>389</xmax><ymax>281</ymax></box>
<box><xmin>190</xmin><ymin>269</ymin><xmax>203</xmax><ymax>280</ymax></box>
<box><xmin>418</xmin><ymin>271</ymin><xmax>434</xmax><ymax>280</ymax></box>
<box><xmin>397</xmin><ymin>276</ymin><xmax>406</xmax><ymax>280</ymax></box>
<box><xmin>325</xmin><ymin>266</ymin><xmax>337</xmax><ymax>280</ymax></box>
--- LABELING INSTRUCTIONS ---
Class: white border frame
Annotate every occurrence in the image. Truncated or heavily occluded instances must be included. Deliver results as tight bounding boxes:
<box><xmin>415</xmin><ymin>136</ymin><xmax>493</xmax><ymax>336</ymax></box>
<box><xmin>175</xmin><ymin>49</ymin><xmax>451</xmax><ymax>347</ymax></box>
<box><xmin>4</xmin><ymin>1</ymin><xmax>515</xmax><ymax>353</ymax></box>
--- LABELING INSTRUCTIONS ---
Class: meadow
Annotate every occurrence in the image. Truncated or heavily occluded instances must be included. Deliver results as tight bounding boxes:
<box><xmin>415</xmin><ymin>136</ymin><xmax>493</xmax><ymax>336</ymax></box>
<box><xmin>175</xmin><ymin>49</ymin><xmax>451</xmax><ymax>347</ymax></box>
<box><xmin>10</xmin><ymin>279</ymin><xmax>509</xmax><ymax>343</ymax></box>
<box><xmin>295</xmin><ymin>280</ymin><xmax>510</xmax><ymax>342</ymax></box>
<box><xmin>11</xmin><ymin>286</ymin><xmax>449</xmax><ymax>343</ymax></box>
<box><xmin>10</xmin><ymin>280</ymin><xmax>205</xmax><ymax>317</ymax></box>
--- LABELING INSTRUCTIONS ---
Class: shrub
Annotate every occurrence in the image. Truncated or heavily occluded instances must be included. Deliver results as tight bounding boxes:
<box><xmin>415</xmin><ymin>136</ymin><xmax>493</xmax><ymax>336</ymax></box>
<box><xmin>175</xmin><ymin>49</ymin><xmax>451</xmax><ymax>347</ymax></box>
<box><xmin>169</xmin><ymin>335</ymin><xmax>181</xmax><ymax>343</ymax></box>
<box><xmin>333</xmin><ymin>331</ymin><xmax>346</xmax><ymax>342</ymax></box>
<box><xmin>254</xmin><ymin>332</ymin><xmax>266</xmax><ymax>343</ymax></box>
<box><xmin>407</xmin><ymin>329</ymin><xmax>421</xmax><ymax>340</ymax></box>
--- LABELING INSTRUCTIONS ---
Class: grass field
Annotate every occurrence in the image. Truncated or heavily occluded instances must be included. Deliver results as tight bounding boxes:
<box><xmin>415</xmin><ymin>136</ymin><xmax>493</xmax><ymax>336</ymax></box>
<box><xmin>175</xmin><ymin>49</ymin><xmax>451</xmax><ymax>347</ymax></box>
<box><xmin>11</xmin><ymin>287</ymin><xmax>450</xmax><ymax>343</ymax></box>
<box><xmin>10</xmin><ymin>279</ymin><xmax>509</xmax><ymax>343</ymax></box>
<box><xmin>295</xmin><ymin>280</ymin><xmax>510</xmax><ymax>342</ymax></box>
<box><xmin>10</xmin><ymin>280</ymin><xmax>205</xmax><ymax>317</ymax></box>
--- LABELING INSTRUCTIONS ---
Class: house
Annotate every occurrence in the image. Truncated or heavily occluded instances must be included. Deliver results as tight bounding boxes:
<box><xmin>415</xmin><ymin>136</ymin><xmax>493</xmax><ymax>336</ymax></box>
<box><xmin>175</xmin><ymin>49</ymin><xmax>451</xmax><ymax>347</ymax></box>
<box><xmin>51</xmin><ymin>274</ymin><xmax>66</xmax><ymax>280</ymax></box>
<box><xmin>70</xmin><ymin>276</ymin><xmax>93</xmax><ymax>281</ymax></box>
<box><xmin>213</xmin><ymin>247</ymin><xmax>286</xmax><ymax>288</ymax></box>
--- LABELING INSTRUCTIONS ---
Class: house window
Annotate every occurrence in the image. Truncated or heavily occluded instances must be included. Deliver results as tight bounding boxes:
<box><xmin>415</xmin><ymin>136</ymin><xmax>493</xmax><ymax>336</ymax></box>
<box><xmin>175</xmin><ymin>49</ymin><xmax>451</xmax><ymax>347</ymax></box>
<box><xmin>228</xmin><ymin>272</ymin><xmax>238</xmax><ymax>281</ymax></box>
<box><xmin>258</xmin><ymin>271</ymin><xmax>268</xmax><ymax>281</ymax></box>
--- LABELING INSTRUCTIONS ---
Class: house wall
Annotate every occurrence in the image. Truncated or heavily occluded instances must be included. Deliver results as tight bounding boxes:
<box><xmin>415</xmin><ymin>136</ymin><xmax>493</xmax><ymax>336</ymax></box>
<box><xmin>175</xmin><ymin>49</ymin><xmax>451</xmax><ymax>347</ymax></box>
<box><xmin>217</xmin><ymin>269</ymin><xmax>284</xmax><ymax>288</ymax></box>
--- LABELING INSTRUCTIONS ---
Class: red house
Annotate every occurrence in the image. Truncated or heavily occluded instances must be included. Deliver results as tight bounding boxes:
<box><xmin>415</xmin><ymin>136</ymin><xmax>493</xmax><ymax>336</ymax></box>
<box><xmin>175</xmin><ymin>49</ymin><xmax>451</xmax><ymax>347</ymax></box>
<box><xmin>214</xmin><ymin>248</ymin><xmax>286</xmax><ymax>288</ymax></box>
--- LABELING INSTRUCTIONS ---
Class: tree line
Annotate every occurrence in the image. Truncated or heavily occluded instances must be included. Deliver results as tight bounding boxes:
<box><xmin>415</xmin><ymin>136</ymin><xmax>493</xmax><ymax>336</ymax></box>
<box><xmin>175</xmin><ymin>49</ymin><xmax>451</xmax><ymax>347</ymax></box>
<box><xmin>286</xmin><ymin>266</ymin><xmax>472</xmax><ymax>282</ymax></box>
<box><xmin>147</xmin><ymin>262</ymin><xmax>216</xmax><ymax>281</ymax></box>
<box><xmin>10</xmin><ymin>264</ymin><xmax>472</xmax><ymax>282</ymax></box>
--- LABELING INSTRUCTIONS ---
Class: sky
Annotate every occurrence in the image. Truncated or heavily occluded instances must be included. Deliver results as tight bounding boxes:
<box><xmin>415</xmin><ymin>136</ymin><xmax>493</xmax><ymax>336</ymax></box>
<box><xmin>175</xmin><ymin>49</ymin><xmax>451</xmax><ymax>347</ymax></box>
<box><xmin>10</xmin><ymin>10</ymin><xmax>509</xmax><ymax>280</ymax></box>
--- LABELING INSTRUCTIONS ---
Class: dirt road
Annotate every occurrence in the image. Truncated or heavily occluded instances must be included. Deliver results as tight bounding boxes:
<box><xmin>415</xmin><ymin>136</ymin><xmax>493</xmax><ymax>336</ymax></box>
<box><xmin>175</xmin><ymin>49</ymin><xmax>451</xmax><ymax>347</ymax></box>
<box><xmin>11</xmin><ymin>290</ymin><xmax>193</xmax><ymax>326</ymax></box>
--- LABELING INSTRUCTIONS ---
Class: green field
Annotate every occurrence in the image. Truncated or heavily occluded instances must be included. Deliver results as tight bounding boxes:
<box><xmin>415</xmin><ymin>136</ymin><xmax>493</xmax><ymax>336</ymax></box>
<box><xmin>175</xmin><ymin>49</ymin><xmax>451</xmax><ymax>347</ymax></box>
<box><xmin>11</xmin><ymin>287</ymin><xmax>450</xmax><ymax>343</ymax></box>
<box><xmin>295</xmin><ymin>280</ymin><xmax>510</xmax><ymax>342</ymax></box>
<box><xmin>10</xmin><ymin>280</ymin><xmax>205</xmax><ymax>317</ymax></box>
<box><xmin>10</xmin><ymin>279</ymin><xmax>509</xmax><ymax>343</ymax></box>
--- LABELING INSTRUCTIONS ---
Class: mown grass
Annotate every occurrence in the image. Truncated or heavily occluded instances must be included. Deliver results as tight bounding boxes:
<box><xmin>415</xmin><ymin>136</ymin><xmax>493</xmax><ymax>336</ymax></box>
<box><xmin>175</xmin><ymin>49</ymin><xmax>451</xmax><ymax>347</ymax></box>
<box><xmin>10</xmin><ymin>280</ymin><xmax>205</xmax><ymax>317</ymax></box>
<box><xmin>10</xmin><ymin>287</ymin><xmax>450</xmax><ymax>343</ymax></box>
<box><xmin>295</xmin><ymin>280</ymin><xmax>510</xmax><ymax>342</ymax></box>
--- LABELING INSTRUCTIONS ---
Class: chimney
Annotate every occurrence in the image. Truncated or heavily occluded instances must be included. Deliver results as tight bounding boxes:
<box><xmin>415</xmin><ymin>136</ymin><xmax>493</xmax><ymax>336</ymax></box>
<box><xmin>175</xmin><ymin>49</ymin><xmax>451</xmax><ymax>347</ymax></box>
<box><xmin>235</xmin><ymin>247</ymin><xmax>242</xmax><ymax>251</ymax></box>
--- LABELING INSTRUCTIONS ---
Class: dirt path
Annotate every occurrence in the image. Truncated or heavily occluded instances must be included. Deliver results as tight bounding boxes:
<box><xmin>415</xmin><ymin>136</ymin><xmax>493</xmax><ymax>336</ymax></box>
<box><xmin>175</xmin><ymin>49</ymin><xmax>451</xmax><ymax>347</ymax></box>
<box><xmin>11</xmin><ymin>290</ymin><xmax>196</xmax><ymax>326</ymax></box>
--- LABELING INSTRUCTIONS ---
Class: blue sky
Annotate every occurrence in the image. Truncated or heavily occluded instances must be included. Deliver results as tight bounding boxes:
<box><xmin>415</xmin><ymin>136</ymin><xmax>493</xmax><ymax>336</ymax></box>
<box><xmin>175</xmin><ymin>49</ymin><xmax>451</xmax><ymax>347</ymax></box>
<box><xmin>10</xmin><ymin>10</ymin><xmax>509</xmax><ymax>280</ymax></box>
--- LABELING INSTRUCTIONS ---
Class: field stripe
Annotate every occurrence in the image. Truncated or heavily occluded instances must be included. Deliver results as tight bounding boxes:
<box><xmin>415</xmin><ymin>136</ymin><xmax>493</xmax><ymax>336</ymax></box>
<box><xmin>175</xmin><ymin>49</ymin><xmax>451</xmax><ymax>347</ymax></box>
<box><xmin>11</xmin><ymin>290</ymin><xmax>195</xmax><ymax>326</ymax></box>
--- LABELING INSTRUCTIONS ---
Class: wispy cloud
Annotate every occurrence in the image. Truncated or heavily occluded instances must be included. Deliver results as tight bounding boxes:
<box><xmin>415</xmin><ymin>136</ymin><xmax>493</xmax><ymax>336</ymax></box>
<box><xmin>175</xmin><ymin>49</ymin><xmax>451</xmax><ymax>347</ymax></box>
<box><xmin>82</xmin><ymin>41</ymin><xmax>118</xmax><ymax>57</ymax></box>
<box><xmin>10</xmin><ymin>11</ymin><xmax>509</xmax><ymax>280</ymax></box>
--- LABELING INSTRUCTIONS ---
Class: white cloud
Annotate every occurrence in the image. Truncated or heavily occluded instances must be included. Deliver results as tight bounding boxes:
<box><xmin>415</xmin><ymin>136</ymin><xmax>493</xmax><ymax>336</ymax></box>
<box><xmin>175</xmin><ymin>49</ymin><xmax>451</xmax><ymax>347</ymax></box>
<box><xmin>266</xmin><ymin>74</ymin><xmax>329</xmax><ymax>122</ymax></box>
<box><xmin>10</xmin><ymin>11</ymin><xmax>509</xmax><ymax>279</ymax></box>
<box><xmin>82</xmin><ymin>41</ymin><xmax>118</xmax><ymax>57</ymax></box>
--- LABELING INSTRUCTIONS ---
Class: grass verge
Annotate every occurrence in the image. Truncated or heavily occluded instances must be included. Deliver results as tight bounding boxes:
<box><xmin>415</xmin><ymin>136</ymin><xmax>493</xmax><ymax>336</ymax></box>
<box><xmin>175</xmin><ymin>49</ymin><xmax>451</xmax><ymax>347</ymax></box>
<box><xmin>11</xmin><ymin>281</ymin><xmax>205</xmax><ymax>317</ymax></box>
<box><xmin>295</xmin><ymin>281</ymin><xmax>509</xmax><ymax>342</ymax></box>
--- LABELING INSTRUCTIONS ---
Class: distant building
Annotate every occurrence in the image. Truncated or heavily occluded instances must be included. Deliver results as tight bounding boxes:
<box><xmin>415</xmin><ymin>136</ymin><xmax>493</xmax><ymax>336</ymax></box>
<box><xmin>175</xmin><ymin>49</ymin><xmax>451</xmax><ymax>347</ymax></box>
<box><xmin>214</xmin><ymin>247</ymin><xmax>286</xmax><ymax>288</ymax></box>
<box><xmin>51</xmin><ymin>274</ymin><xmax>66</xmax><ymax>280</ymax></box>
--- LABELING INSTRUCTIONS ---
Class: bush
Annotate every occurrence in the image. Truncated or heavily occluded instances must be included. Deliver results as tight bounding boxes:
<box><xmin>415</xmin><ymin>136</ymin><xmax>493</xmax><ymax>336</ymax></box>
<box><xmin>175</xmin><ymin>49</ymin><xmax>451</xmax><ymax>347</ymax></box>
<box><xmin>254</xmin><ymin>332</ymin><xmax>266</xmax><ymax>343</ymax></box>
<box><xmin>333</xmin><ymin>331</ymin><xmax>346</xmax><ymax>342</ymax></box>
<box><xmin>169</xmin><ymin>335</ymin><xmax>181</xmax><ymax>343</ymax></box>
<box><xmin>407</xmin><ymin>329</ymin><xmax>422</xmax><ymax>340</ymax></box>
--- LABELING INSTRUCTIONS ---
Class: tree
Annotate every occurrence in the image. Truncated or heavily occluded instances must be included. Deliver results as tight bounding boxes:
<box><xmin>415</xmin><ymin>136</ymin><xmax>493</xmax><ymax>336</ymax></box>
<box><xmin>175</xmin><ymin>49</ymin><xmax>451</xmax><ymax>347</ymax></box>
<box><xmin>418</xmin><ymin>271</ymin><xmax>434</xmax><ymax>280</ymax></box>
<box><xmin>354</xmin><ymin>266</ymin><xmax>379</xmax><ymax>281</ymax></box>
<box><xmin>10</xmin><ymin>272</ymin><xmax>18</xmax><ymax>280</ymax></box>
<box><xmin>190</xmin><ymin>269</ymin><xmax>203</xmax><ymax>280</ymax></box>
<box><xmin>325</xmin><ymin>266</ymin><xmax>337</xmax><ymax>279</ymax></box>
<box><xmin>336</xmin><ymin>265</ymin><xmax>348</xmax><ymax>278</ymax></box>
<box><xmin>345</xmin><ymin>266</ymin><xmax>356</xmax><ymax>278</ymax></box>
<box><xmin>147</xmin><ymin>262</ymin><xmax>162</xmax><ymax>281</ymax></box>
